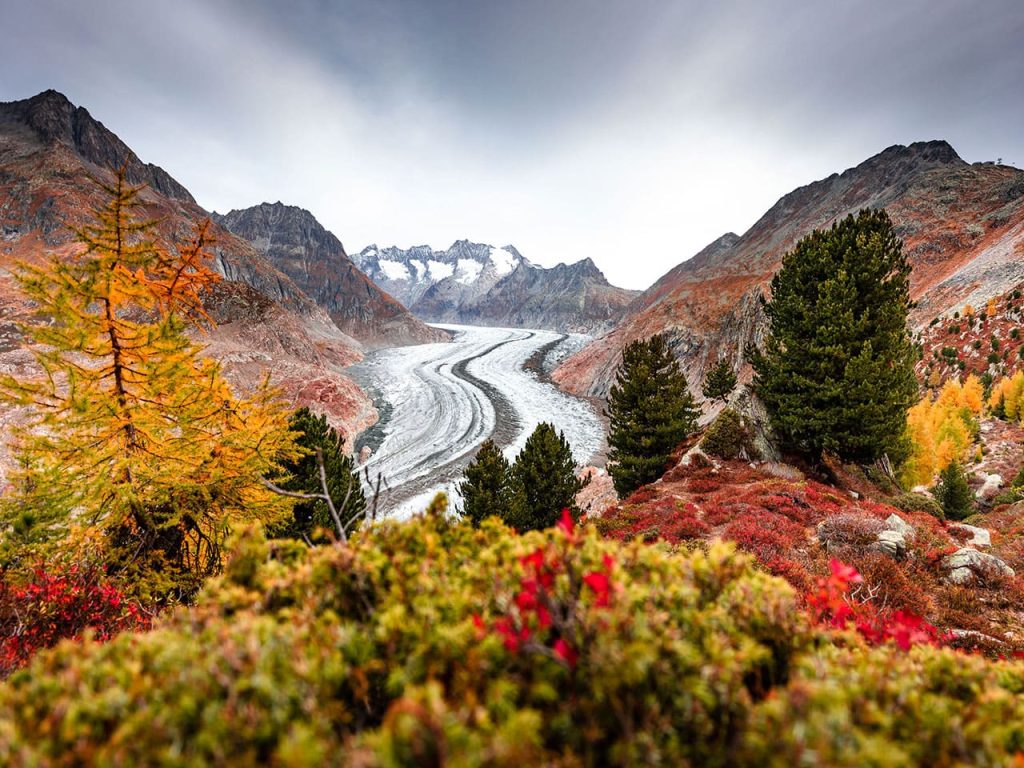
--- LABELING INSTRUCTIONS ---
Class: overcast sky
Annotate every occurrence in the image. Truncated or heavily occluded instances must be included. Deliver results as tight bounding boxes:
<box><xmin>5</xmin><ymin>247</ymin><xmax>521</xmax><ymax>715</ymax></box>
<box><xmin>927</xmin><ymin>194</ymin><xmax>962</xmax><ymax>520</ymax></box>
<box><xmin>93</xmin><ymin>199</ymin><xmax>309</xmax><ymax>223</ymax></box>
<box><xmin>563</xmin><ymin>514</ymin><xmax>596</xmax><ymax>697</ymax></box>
<box><xmin>2</xmin><ymin>0</ymin><xmax>1022</xmax><ymax>289</ymax></box>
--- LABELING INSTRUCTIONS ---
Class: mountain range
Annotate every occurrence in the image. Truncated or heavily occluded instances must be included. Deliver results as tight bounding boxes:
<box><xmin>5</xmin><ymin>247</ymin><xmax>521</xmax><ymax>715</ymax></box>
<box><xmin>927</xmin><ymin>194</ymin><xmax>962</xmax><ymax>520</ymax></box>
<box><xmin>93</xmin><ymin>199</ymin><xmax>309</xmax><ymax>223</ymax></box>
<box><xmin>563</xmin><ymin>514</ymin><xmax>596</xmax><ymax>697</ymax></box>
<box><xmin>212</xmin><ymin>203</ymin><xmax>444</xmax><ymax>347</ymax></box>
<box><xmin>553</xmin><ymin>141</ymin><xmax>1024</xmax><ymax>401</ymax></box>
<box><xmin>3</xmin><ymin>88</ymin><xmax>1024</xmax><ymax>461</ymax></box>
<box><xmin>0</xmin><ymin>89</ymin><xmax>397</xmax><ymax>443</ymax></box>
<box><xmin>354</xmin><ymin>241</ymin><xmax>638</xmax><ymax>333</ymax></box>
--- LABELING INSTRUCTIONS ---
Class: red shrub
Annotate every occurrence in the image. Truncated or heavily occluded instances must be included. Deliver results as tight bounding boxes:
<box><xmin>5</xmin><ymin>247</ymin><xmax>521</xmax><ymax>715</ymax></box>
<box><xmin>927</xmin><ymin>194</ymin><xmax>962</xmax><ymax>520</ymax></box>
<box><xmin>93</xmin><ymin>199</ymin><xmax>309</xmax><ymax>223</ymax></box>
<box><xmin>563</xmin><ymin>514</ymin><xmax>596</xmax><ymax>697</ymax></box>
<box><xmin>803</xmin><ymin>484</ymin><xmax>846</xmax><ymax>517</ymax></box>
<box><xmin>702</xmin><ymin>503</ymin><xmax>736</xmax><ymax>528</ymax></box>
<box><xmin>658</xmin><ymin>515</ymin><xmax>711</xmax><ymax>543</ymax></box>
<box><xmin>599</xmin><ymin>498</ymin><xmax>709</xmax><ymax>544</ymax></box>
<box><xmin>623</xmin><ymin>486</ymin><xmax>658</xmax><ymax>505</ymax></box>
<box><xmin>685</xmin><ymin>475</ymin><xmax>723</xmax><ymax>495</ymax></box>
<box><xmin>0</xmin><ymin>564</ymin><xmax>150</xmax><ymax>676</ymax></box>
<box><xmin>807</xmin><ymin>559</ymin><xmax>945</xmax><ymax>650</ymax></box>
<box><xmin>856</xmin><ymin>554</ymin><xmax>933</xmax><ymax>617</ymax></box>
<box><xmin>723</xmin><ymin>512</ymin><xmax>807</xmax><ymax>564</ymax></box>
<box><xmin>949</xmin><ymin>526</ymin><xmax>974</xmax><ymax>545</ymax></box>
<box><xmin>475</xmin><ymin>510</ymin><xmax>613</xmax><ymax>668</ymax></box>
<box><xmin>758</xmin><ymin>493</ymin><xmax>814</xmax><ymax>525</ymax></box>
<box><xmin>765</xmin><ymin>557</ymin><xmax>814</xmax><ymax>594</ymax></box>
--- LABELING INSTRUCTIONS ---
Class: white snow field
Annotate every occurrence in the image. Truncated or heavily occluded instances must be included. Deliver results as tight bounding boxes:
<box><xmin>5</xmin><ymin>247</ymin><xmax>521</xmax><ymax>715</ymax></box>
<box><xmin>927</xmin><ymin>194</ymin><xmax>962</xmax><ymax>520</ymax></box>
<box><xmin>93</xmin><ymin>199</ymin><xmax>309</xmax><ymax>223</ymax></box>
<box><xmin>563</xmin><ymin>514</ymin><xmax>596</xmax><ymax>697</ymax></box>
<box><xmin>349</xmin><ymin>324</ymin><xmax>605</xmax><ymax>517</ymax></box>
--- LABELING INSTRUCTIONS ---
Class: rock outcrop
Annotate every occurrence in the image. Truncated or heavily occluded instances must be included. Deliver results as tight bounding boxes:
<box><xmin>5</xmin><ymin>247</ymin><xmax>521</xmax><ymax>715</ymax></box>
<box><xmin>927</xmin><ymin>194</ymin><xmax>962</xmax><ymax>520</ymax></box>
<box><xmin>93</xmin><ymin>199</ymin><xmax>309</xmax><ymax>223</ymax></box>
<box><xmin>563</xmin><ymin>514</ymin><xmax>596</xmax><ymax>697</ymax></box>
<box><xmin>214</xmin><ymin>203</ymin><xmax>444</xmax><ymax>347</ymax></box>
<box><xmin>554</xmin><ymin>141</ymin><xmax>1024</xmax><ymax>399</ymax></box>
<box><xmin>942</xmin><ymin>548</ymin><xmax>1015</xmax><ymax>586</ymax></box>
<box><xmin>354</xmin><ymin>240</ymin><xmax>638</xmax><ymax>334</ymax></box>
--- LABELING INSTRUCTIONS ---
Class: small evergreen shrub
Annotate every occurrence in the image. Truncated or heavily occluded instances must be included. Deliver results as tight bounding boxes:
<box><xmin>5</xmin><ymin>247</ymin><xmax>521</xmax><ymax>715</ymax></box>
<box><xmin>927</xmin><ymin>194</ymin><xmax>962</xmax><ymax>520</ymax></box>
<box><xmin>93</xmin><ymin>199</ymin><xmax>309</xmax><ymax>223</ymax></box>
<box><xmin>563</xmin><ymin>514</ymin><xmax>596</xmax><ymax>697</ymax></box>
<box><xmin>700</xmin><ymin>408</ymin><xmax>752</xmax><ymax>460</ymax></box>
<box><xmin>934</xmin><ymin>460</ymin><xmax>974</xmax><ymax>521</ymax></box>
<box><xmin>889</xmin><ymin>492</ymin><xmax>945</xmax><ymax>520</ymax></box>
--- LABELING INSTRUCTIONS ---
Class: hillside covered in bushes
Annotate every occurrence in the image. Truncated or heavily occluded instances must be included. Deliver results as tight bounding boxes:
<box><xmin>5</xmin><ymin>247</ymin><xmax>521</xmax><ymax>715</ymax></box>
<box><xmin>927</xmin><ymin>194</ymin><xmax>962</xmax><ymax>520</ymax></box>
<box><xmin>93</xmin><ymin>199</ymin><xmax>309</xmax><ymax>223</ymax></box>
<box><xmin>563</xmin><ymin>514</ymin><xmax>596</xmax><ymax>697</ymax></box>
<box><xmin>2</xmin><ymin>512</ymin><xmax>1023</xmax><ymax>766</ymax></box>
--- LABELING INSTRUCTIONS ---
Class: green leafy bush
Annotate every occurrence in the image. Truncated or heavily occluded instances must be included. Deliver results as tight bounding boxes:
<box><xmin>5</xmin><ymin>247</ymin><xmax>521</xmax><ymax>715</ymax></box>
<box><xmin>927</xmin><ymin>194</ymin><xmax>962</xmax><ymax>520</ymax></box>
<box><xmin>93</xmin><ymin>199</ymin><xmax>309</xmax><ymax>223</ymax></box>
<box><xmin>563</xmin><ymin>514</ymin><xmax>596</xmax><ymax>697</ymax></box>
<box><xmin>0</xmin><ymin>513</ymin><xmax>1022</xmax><ymax>766</ymax></box>
<box><xmin>889</xmin><ymin>492</ymin><xmax>945</xmax><ymax>520</ymax></box>
<box><xmin>701</xmin><ymin>408</ymin><xmax>753</xmax><ymax>460</ymax></box>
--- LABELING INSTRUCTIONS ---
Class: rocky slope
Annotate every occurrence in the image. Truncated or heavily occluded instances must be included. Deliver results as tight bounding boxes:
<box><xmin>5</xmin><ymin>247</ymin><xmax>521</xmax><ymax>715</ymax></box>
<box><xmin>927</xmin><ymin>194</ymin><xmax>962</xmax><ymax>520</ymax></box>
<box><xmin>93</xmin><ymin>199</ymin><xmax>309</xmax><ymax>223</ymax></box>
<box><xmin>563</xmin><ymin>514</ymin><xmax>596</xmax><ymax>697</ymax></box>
<box><xmin>554</xmin><ymin>141</ymin><xmax>1024</xmax><ymax>399</ymax></box>
<box><xmin>0</xmin><ymin>89</ymin><xmax>375</xmax><ymax>447</ymax></box>
<box><xmin>213</xmin><ymin>203</ymin><xmax>444</xmax><ymax>347</ymax></box>
<box><xmin>354</xmin><ymin>240</ymin><xmax>638</xmax><ymax>333</ymax></box>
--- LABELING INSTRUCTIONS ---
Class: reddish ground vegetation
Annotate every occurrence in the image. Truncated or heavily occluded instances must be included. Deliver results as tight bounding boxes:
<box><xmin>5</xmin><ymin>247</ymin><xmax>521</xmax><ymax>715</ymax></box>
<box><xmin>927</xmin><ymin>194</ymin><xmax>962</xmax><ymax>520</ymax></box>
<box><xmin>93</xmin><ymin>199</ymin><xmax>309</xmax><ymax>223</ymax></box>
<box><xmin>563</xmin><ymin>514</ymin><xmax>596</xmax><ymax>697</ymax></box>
<box><xmin>0</xmin><ymin>565</ymin><xmax>150</xmax><ymax>676</ymax></box>
<box><xmin>808</xmin><ymin>559</ymin><xmax>945</xmax><ymax>651</ymax></box>
<box><xmin>594</xmin><ymin>459</ymin><xmax>1024</xmax><ymax>652</ymax></box>
<box><xmin>595</xmin><ymin>496</ymin><xmax>709</xmax><ymax>544</ymax></box>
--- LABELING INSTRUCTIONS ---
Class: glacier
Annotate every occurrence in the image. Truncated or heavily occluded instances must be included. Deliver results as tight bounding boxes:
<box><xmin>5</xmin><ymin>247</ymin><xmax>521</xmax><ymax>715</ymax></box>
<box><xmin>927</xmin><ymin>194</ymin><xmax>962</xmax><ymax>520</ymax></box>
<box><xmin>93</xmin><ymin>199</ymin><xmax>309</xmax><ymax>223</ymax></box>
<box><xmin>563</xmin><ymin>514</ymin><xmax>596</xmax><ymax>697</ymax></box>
<box><xmin>349</xmin><ymin>324</ymin><xmax>606</xmax><ymax>517</ymax></box>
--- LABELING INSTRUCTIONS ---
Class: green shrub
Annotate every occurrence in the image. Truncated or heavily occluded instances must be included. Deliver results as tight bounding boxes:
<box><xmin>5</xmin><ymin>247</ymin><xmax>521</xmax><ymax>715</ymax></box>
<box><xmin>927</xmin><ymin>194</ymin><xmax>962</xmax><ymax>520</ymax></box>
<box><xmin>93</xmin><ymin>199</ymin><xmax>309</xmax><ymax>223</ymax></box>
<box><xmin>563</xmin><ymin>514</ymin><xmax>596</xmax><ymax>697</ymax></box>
<box><xmin>1</xmin><ymin>514</ymin><xmax>1022</xmax><ymax>766</ymax></box>
<box><xmin>701</xmin><ymin>408</ymin><xmax>752</xmax><ymax>460</ymax></box>
<box><xmin>742</xmin><ymin>643</ymin><xmax>1024</xmax><ymax>766</ymax></box>
<box><xmin>888</xmin><ymin>492</ymin><xmax>944</xmax><ymax>520</ymax></box>
<box><xmin>0</xmin><ymin>515</ymin><xmax>804</xmax><ymax>766</ymax></box>
<box><xmin>991</xmin><ymin>489</ymin><xmax>1023</xmax><ymax>507</ymax></box>
<box><xmin>934</xmin><ymin>460</ymin><xmax>974</xmax><ymax>521</ymax></box>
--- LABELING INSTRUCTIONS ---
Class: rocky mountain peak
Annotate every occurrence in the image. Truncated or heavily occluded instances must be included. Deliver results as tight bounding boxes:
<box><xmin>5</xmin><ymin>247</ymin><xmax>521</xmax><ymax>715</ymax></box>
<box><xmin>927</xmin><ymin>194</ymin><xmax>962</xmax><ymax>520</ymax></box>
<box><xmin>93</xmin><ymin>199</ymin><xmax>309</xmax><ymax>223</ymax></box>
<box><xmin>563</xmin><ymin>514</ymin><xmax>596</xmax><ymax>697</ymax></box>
<box><xmin>214</xmin><ymin>203</ymin><xmax>442</xmax><ymax>347</ymax></box>
<box><xmin>355</xmin><ymin>239</ymin><xmax>638</xmax><ymax>333</ymax></box>
<box><xmin>0</xmin><ymin>89</ymin><xmax>194</xmax><ymax>203</ymax></box>
<box><xmin>554</xmin><ymin>138</ymin><xmax>1024</xmax><ymax>400</ymax></box>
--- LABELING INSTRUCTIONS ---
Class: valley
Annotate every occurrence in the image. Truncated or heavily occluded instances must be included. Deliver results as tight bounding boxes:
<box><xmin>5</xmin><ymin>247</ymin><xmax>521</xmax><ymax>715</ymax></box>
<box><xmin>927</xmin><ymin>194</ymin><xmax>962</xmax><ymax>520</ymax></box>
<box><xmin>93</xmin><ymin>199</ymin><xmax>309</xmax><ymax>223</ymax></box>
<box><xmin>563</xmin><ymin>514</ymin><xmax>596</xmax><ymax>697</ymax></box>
<box><xmin>349</xmin><ymin>324</ymin><xmax>604</xmax><ymax>515</ymax></box>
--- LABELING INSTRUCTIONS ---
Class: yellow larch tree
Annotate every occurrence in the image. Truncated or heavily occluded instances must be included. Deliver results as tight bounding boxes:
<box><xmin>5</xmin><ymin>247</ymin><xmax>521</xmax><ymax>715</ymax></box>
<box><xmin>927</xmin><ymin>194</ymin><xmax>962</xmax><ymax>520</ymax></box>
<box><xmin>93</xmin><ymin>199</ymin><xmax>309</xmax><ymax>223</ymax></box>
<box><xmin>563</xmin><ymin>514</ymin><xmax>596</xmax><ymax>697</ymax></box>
<box><xmin>901</xmin><ymin>375</ymin><xmax>983</xmax><ymax>488</ymax></box>
<box><xmin>989</xmin><ymin>371</ymin><xmax>1024</xmax><ymax>421</ymax></box>
<box><xmin>0</xmin><ymin>168</ymin><xmax>297</xmax><ymax>600</ymax></box>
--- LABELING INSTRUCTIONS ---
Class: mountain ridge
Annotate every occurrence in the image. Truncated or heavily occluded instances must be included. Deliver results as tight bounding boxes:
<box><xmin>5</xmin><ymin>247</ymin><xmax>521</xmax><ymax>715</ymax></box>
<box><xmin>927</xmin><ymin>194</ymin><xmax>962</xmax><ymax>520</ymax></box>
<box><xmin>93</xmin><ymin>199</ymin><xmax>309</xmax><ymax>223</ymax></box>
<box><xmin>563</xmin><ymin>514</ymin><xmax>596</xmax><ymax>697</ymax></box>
<box><xmin>354</xmin><ymin>240</ymin><xmax>638</xmax><ymax>333</ymax></box>
<box><xmin>553</xmin><ymin>140</ymin><xmax>1024</xmax><ymax>400</ymax></box>
<box><xmin>212</xmin><ymin>202</ymin><xmax>445</xmax><ymax>347</ymax></box>
<box><xmin>0</xmin><ymin>89</ymin><xmax>386</xmax><ymax>444</ymax></box>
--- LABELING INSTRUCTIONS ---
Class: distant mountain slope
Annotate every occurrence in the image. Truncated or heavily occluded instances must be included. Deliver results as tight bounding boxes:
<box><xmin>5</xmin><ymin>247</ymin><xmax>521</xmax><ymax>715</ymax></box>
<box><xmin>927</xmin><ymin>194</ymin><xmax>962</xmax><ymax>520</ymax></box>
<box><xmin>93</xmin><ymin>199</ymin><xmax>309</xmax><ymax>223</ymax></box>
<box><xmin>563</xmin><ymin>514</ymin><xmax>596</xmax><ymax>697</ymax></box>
<box><xmin>354</xmin><ymin>240</ymin><xmax>638</xmax><ymax>333</ymax></box>
<box><xmin>0</xmin><ymin>89</ymin><xmax>376</xmax><ymax>443</ymax></box>
<box><xmin>554</xmin><ymin>141</ymin><xmax>1024</xmax><ymax>399</ymax></box>
<box><xmin>213</xmin><ymin>203</ymin><xmax>444</xmax><ymax>347</ymax></box>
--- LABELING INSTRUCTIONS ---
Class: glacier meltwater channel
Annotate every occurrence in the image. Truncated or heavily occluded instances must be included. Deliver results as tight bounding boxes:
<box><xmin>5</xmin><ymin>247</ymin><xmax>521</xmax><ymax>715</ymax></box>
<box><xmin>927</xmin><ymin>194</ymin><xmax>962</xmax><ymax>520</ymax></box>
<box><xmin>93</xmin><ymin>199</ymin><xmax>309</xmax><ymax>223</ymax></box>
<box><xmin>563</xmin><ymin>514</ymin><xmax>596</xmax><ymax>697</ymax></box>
<box><xmin>349</xmin><ymin>324</ymin><xmax>606</xmax><ymax>517</ymax></box>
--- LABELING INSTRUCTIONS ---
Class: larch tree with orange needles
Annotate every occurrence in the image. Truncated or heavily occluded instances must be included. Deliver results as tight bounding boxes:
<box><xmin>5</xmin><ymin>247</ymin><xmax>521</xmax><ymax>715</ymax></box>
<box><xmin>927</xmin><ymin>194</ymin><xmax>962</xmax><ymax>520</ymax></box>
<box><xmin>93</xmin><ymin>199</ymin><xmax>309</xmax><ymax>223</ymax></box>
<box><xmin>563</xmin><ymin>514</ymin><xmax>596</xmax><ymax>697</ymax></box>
<box><xmin>0</xmin><ymin>168</ymin><xmax>297</xmax><ymax>601</ymax></box>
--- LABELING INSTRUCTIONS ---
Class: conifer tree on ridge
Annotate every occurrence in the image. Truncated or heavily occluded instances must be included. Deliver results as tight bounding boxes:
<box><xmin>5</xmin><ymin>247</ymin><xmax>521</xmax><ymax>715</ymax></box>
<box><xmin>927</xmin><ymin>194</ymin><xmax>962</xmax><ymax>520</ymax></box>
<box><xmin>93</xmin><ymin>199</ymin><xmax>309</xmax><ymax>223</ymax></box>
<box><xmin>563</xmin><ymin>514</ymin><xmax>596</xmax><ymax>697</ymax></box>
<box><xmin>752</xmin><ymin>209</ymin><xmax>918</xmax><ymax>463</ymax></box>
<box><xmin>511</xmin><ymin>423</ymin><xmax>587</xmax><ymax>531</ymax></box>
<box><xmin>458</xmin><ymin>439</ymin><xmax>525</xmax><ymax>527</ymax></box>
<box><xmin>606</xmin><ymin>334</ymin><xmax>700</xmax><ymax>497</ymax></box>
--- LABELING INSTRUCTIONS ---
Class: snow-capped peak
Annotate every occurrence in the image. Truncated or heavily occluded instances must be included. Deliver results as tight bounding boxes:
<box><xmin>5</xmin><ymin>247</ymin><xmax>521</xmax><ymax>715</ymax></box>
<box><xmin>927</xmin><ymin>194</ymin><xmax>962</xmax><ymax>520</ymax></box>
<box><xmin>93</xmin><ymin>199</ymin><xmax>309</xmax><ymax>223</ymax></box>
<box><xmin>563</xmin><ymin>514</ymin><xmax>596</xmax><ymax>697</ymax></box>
<box><xmin>488</xmin><ymin>246</ymin><xmax>519</xmax><ymax>276</ymax></box>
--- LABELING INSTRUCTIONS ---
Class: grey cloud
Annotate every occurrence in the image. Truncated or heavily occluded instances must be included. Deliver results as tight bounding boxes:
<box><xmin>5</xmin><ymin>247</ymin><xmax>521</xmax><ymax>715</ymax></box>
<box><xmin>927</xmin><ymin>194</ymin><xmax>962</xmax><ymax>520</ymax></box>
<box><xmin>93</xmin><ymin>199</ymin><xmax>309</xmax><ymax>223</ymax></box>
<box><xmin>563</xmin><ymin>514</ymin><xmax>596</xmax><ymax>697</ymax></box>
<box><xmin>1</xmin><ymin>0</ymin><xmax>1022</xmax><ymax>289</ymax></box>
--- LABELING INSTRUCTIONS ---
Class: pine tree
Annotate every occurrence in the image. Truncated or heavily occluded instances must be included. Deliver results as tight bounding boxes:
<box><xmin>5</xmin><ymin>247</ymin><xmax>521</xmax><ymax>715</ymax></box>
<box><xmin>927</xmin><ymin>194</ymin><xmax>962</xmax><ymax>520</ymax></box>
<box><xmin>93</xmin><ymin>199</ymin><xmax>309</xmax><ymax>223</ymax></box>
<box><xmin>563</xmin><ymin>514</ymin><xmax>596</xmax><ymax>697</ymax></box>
<box><xmin>511</xmin><ymin>423</ymin><xmax>588</xmax><ymax>531</ymax></box>
<box><xmin>0</xmin><ymin>168</ymin><xmax>297</xmax><ymax>600</ymax></box>
<box><xmin>606</xmin><ymin>334</ymin><xmax>700</xmax><ymax>497</ymax></box>
<box><xmin>272</xmin><ymin>408</ymin><xmax>365</xmax><ymax>541</ymax></box>
<box><xmin>702</xmin><ymin>358</ymin><xmax>738</xmax><ymax>405</ymax></box>
<box><xmin>751</xmin><ymin>209</ymin><xmax>918</xmax><ymax>463</ymax></box>
<box><xmin>934</xmin><ymin>459</ymin><xmax>973</xmax><ymax>521</ymax></box>
<box><xmin>457</xmin><ymin>439</ymin><xmax>525</xmax><ymax>527</ymax></box>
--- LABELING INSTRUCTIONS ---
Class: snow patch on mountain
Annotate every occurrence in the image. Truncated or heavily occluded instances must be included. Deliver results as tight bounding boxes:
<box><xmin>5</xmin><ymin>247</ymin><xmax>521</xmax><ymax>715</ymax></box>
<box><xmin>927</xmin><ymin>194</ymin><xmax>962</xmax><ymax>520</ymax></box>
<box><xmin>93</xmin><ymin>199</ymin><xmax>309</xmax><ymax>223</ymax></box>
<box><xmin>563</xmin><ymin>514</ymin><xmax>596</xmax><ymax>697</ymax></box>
<box><xmin>378</xmin><ymin>259</ymin><xmax>411</xmax><ymax>281</ymax></box>
<box><xmin>456</xmin><ymin>258</ymin><xmax>483</xmax><ymax>285</ymax></box>
<box><xmin>489</xmin><ymin>246</ymin><xmax>517</xmax><ymax>276</ymax></box>
<box><xmin>428</xmin><ymin>259</ymin><xmax>454</xmax><ymax>280</ymax></box>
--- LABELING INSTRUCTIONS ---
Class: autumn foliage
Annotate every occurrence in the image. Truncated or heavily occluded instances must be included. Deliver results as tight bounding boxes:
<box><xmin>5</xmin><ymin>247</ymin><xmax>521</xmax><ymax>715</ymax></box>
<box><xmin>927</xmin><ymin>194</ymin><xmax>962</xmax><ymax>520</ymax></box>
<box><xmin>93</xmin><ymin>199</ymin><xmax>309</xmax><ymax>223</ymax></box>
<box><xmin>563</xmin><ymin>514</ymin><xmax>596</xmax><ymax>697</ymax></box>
<box><xmin>0</xmin><ymin>565</ymin><xmax>148</xmax><ymax>676</ymax></box>
<box><xmin>808</xmin><ymin>559</ymin><xmax>945</xmax><ymax>650</ymax></box>
<box><xmin>0</xmin><ymin>168</ymin><xmax>296</xmax><ymax>600</ymax></box>
<box><xmin>989</xmin><ymin>370</ymin><xmax>1024</xmax><ymax>421</ymax></box>
<box><xmin>1</xmin><ymin>514</ymin><xmax>1022</xmax><ymax>766</ymax></box>
<box><xmin>901</xmin><ymin>375</ymin><xmax>983</xmax><ymax>487</ymax></box>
